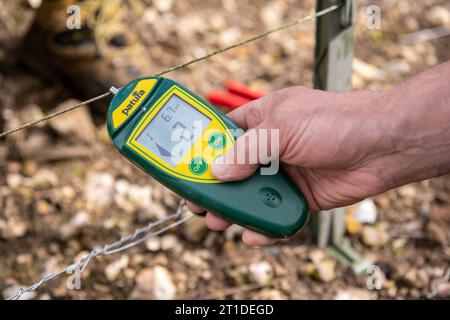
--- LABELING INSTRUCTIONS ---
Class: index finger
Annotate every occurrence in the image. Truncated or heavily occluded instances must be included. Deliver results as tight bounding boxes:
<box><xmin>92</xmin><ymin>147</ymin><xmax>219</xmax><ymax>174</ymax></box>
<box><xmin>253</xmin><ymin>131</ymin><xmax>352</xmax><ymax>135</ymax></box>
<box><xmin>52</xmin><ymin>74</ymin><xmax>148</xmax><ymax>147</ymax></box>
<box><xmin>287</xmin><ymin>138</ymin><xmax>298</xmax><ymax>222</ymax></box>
<box><xmin>224</xmin><ymin>97</ymin><xmax>266</xmax><ymax>130</ymax></box>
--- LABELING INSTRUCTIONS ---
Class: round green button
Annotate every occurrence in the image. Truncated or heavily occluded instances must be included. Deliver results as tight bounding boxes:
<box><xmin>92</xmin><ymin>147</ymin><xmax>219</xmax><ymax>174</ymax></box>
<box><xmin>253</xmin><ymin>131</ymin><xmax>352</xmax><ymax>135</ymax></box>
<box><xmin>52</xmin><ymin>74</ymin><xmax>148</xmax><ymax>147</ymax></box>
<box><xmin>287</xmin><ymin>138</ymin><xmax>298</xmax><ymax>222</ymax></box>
<box><xmin>189</xmin><ymin>157</ymin><xmax>208</xmax><ymax>175</ymax></box>
<box><xmin>208</xmin><ymin>132</ymin><xmax>226</xmax><ymax>150</ymax></box>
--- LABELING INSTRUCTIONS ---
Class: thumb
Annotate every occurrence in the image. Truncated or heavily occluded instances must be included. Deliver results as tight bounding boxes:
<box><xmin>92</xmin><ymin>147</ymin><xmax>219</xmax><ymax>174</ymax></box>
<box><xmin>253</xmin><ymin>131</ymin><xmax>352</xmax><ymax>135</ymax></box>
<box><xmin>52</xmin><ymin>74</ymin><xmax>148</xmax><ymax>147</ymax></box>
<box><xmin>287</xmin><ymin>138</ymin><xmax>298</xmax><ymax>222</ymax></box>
<box><xmin>211</xmin><ymin>125</ymin><xmax>279</xmax><ymax>181</ymax></box>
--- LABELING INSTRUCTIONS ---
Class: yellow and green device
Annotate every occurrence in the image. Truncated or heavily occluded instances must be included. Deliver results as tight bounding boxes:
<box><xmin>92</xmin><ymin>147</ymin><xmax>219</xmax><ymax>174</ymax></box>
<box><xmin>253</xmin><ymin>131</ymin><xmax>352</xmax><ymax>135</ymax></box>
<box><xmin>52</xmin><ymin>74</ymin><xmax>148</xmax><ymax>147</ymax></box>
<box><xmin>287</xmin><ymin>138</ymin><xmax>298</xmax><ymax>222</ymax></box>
<box><xmin>106</xmin><ymin>76</ymin><xmax>308</xmax><ymax>237</ymax></box>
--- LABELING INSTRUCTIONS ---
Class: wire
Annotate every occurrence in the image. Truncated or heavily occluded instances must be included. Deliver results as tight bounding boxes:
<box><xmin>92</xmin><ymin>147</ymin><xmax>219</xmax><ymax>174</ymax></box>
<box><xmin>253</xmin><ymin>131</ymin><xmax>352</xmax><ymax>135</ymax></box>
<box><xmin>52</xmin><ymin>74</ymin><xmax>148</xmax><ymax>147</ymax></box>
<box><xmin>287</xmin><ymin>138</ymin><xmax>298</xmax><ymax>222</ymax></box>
<box><xmin>7</xmin><ymin>203</ymin><xmax>192</xmax><ymax>300</ymax></box>
<box><xmin>154</xmin><ymin>4</ymin><xmax>340</xmax><ymax>76</ymax></box>
<box><xmin>0</xmin><ymin>4</ymin><xmax>340</xmax><ymax>140</ymax></box>
<box><xmin>0</xmin><ymin>92</ymin><xmax>111</xmax><ymax>139</ymax></box>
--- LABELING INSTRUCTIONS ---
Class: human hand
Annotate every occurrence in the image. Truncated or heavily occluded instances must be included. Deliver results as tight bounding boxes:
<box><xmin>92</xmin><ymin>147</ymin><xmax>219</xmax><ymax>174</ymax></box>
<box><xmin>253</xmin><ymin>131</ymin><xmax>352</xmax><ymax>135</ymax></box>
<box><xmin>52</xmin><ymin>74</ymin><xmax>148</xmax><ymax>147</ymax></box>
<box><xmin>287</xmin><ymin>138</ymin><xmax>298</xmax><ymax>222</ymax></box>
<box><xmin>187</xmin><ymin>63</ymin><xmax>450</xmax><ymax>246</ymax></box>
<box><xmin>187</xmin><ymin>86</ymin><xmax>395</xmax><ymax>245</ymax></box>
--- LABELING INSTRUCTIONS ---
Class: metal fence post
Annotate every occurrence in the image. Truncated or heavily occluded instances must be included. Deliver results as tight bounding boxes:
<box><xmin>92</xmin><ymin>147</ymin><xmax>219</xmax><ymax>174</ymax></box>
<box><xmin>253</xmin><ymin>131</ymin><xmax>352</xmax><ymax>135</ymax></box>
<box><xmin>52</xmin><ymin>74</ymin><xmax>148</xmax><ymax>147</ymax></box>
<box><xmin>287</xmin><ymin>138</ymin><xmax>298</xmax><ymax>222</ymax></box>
<box><xmin>312</xmin><ymin>0</ymin><xmax>371</xmax><ymax>274</ymax></box>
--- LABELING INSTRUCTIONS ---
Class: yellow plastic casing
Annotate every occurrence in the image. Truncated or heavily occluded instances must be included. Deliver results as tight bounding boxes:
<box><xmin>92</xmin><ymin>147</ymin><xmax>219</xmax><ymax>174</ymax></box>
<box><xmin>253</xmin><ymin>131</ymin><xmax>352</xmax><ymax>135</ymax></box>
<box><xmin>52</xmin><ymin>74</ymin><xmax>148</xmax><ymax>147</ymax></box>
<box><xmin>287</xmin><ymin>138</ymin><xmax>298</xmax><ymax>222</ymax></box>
<box><xmin>126</xmin><ymin>85</ymin><xmax>234</xmax><ymax>183</ymax></box>
<box><xmin>112</xmin><ymin>79</ymin><xmax>158</xmax><ymax>129</ymax></box>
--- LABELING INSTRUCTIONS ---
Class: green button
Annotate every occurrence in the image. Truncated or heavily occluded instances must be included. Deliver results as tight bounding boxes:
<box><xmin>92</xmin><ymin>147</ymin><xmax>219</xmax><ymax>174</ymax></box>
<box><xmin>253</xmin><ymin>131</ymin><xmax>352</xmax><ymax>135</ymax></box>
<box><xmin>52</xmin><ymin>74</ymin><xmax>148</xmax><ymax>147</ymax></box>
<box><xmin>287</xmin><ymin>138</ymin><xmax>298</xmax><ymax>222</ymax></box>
<box><xmin>189</xmin><ymin>157</ymin><xmax>208</xmax><ymax>175</ymax></box>
<box><xmin>208</xmin><ymin>132</ymin><xmax>227</xmax><ymax>150</ymax></box>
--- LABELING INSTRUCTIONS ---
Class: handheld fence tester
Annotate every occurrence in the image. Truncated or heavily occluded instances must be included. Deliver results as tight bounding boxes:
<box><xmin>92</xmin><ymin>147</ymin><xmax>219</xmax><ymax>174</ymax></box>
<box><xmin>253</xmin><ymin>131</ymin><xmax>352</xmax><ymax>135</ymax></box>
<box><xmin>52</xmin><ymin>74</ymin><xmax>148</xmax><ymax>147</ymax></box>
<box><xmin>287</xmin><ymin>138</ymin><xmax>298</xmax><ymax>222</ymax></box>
<box><xmin>107</xmin><ymin>76</ymin><xmax>309</xmax><ymax>237</ymax></box>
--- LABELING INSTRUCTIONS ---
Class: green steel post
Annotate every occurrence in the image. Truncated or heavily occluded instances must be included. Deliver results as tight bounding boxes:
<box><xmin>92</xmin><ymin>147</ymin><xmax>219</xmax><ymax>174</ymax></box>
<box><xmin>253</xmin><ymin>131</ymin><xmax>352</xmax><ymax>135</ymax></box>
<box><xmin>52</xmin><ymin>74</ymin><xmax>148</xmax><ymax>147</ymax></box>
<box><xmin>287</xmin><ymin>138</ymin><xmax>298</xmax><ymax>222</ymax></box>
<box><xmin>312</xmin><ymin>0</ymin><xmax>370</xmax><ymax>274</ymax></box>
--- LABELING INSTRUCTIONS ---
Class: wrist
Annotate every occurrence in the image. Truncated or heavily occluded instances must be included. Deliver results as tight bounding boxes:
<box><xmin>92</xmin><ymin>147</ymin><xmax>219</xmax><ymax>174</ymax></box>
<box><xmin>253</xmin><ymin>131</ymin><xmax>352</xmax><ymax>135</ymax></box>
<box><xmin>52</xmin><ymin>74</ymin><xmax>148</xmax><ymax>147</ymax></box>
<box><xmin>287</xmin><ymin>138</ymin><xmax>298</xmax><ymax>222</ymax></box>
<box><xmin>373</xmin><ymin>76</ymin><xmax>450</xmax><ymax>190</ymax></box>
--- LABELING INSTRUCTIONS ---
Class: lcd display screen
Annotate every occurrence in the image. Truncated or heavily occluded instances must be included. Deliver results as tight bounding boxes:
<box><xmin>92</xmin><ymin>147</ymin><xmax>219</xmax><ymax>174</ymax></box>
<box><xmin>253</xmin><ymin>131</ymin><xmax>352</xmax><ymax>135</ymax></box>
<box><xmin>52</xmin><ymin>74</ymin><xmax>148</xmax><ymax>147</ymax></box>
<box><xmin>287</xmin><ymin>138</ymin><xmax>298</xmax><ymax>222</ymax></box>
<box><xmin>136</xmin><ymin>94</ymin><xmax>211</xmax><ymax>167</ymax></box>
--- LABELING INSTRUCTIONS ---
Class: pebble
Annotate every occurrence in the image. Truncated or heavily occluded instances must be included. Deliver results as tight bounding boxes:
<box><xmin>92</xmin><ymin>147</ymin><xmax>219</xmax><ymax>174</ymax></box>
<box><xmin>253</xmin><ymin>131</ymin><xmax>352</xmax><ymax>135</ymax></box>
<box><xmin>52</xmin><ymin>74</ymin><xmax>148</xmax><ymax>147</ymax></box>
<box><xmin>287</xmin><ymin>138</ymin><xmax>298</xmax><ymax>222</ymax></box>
<box><xmin>142</xmin><ymin>8</ymin><xmax>158</xmax><ymax>24</ymax></box>
<box><xmin>134</xmin><ymin>266</ymin><xmax>176</xmax><ymax>300</ymax></box>
<box><xmin>432</xmin><ymin>280</ymin><xmax>450</xmax><ymax>298</ymax></box>
<box><xmin>254</xmin><ymin>289</ymin><xmax>287</xmax><ymax>300</ymax></box>
<box><xmin>398</xmin><ymin>185</ymin><xmax>417</xmax><ymax>198</ymax></box>
<box><xmin>219</xmin><ymin>27</ymin><xmax>241</xmax><ymax>47</ymax></box>
<box><xmin>227</xmin><ymin>265</ymin><xmax>250</xmax><ymax>285</ymax></box>
<box><xmin>334</xmin><ymin>288</ymin><xmax>376</xmax><ymax>300</ymax></box>
<box><xmin>114</xmin><ymin>180</ymin><xmax>154</xmax><ymax>214</ymax></box>
<box><xmin>401</xmin><ymin>46</ymin><xmax>420</xmax><ymax>65</ymax></box>
<box><xmin>260</xmin><ymin>3</ymin><xmax>284</xmax><ymax>28</ymax></box>
<box><xmin>61</xmin><ymin>185</ymin><xmax>76</xmax><ymax>200</ymax></box>
<box><xmin>160</xmin><ymin>234</ymin><xmax>180</xmax><ymax>251</ymax></box>
<box><xmin>23</xmin><ymin>161</ymin><xmax>38</xmax><ymax>176</ymax></box>
<box><xmin>182</xmin><ymin>251</ymin><xmax>208</xmax><ymax>269</ymax></box>
<box><xmin>362</xmin><ymin>225</ymin><xmax>390</xmax><ymax>247</ymax></box>
<box><xmin>16</xmin><ymin>253</ymin><xmax>32</xmax><ymax>265</ymax></box>
<box><xmin>6</xmin><ymin>174</ymin><xmax>23</xmax><ymax>189</ymax></box>
<box><xmin>154</xmin><ymin>0</ymin><xmax>173</xmax><ymax>13</ymax></box>
<box><xmin>146</xmin><ymin>238</ymin><xmax>161</xmax><ymax>252</ymax></box>
<box><xmin>60</xmin><ymin>211</ymin><xmax>90</xmax><ymax>239</ymax></box>
<box><xmin>1</xmin><ymin>217</ymin><xmax>28</xmax><ymax>238</ymax></box>
<box><xmin>403</xmin><ymin>269</ymin><xmax>429</xmax><ymax>289</ymax></box>
<box><xmin>182</xmin><ymin>215</ymin><xmax>209</xmax><ymax>243</ymax></box>
<box><xmin>36</xmin><ymin>199</ymin><xmax>53</xmax><ymax>215</ymax></box>
<box><xmin>175</xmin><ymin>16</ymin><xmax>204</xmax><ymax>39</ymax></box>
<box><xmin>3</xmin><ymin>284</ymin><xmax>36</xmax><ymax>300</ymax></box>
<box><xmin>127</xmin><ymin>184</ymin><xmax>153</xmax><ymax>209</ymax></box>
<box><xmin>248</xmin><ymin>261</ymin><xmax>273</xmax><ymax>286</ymax></box>
<box><xmin>49</xmin><ymin>99</ymin><xmax>97</xmax><ymax>143</ymax></box>
<box><xmin>28</xmin><ymin>169</ymin><xmax>59</xmax><ymax>188</ymax></box>
<box><xmin>353</xmin><ymin>58</ymin><xmax>387</xmax><ymax>81</ymax></box>
<box><xmin>387</xmin><ymin>59</ymin><xmax>411</xmax><ymax>76</ymax></box>
<box><xmin>27</xmin><ymin>0</ymin><xmax>42</xmax><ymax>9</ymax></box>
<box><xmin>105</xmin><ymin>255</ymin><xmax>129</xmax><ymax>281</ymax></box>
<box><xmin>425</xmin><ymin>6</ymin><xmax>450</xmax><ymax>27</ymax></box>
<box><xmin>345</xmin><ymin>211</ymin><xmax>362</xmax><ymax>235</ymax></box>
<box><xmin>208</xmin><ymin>14</ymin><xmax>227</xmax><ymax>32</ymax></box>
<box><xmin>84</xmin><ymin>172</ymin><xmax>115</xmax><ymax>209</ymax></box>
<box><xmin>354</xmin><ymin>199</ymin><xmax>378</xmax><ymax>224</ymax></box>
<box><xmin>38</xmin><ymin>293</ymin><xmax>51</xmax><ymax>300</ymax></box>
<box><xmin>311</xmin><ymin>259</ymin><xmax>336</xmax><ymax>283</ymax></box>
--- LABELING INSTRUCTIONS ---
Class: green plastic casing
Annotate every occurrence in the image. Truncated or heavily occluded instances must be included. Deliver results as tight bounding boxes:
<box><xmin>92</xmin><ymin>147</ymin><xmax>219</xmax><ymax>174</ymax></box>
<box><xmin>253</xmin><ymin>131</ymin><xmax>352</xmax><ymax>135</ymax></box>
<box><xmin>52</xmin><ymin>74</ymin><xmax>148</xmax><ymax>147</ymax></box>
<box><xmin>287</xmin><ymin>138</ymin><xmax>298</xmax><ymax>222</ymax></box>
<box><xmin>106</xmin><ymin>76</ymin><xmax>309</xmax><ymax>238</ymax></box>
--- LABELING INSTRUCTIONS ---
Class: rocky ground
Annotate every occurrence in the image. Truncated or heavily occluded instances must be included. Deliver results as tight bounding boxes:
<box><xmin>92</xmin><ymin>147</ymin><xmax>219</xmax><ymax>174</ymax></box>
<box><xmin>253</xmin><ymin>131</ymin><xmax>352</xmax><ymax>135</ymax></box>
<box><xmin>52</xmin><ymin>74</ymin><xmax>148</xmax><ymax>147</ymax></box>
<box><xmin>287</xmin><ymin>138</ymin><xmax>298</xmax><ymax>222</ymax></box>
<box><xmin>0</xmin><ymin>0</ymin><xmax>449</xmax><ymax>300</ymax></box>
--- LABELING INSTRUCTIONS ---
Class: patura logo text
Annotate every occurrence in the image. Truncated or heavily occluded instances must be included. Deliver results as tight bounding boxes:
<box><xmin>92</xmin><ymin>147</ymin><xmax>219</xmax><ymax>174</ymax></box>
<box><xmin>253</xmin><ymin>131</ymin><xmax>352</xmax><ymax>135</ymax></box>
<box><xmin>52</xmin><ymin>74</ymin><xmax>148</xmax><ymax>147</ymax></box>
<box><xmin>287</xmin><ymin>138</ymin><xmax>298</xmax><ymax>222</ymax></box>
<box><xmin>122</xmin><ymin>90</ymin><xmax>146</xmax><ymax>116</ymax></box>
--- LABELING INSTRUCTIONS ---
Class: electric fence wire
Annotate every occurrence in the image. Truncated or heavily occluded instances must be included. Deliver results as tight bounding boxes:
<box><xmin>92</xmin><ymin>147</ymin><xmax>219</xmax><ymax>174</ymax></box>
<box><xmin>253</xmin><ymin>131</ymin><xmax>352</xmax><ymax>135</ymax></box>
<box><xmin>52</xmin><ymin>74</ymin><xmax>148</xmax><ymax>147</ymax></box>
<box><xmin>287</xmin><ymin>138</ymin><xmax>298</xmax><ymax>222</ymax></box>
<box><xmin>3</xmin><ymin>4</ymin><xmax>341</xmax><ymax>300</ymax></box>
<box><xmin>0</xmin><ymin>4</ymin><xmax>339</xmax><ymax>139</ymax></box>
<box><xmin>8</xmin><ymin>203</ymin><xmax>191</xmax><ymax>300</ymax></box>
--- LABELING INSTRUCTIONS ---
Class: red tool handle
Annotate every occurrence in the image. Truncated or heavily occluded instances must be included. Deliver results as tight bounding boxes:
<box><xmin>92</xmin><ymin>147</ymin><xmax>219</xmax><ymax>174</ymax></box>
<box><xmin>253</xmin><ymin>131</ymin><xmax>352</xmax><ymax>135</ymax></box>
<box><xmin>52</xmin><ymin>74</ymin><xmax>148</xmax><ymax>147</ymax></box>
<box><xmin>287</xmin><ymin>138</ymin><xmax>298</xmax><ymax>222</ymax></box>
<box><xmin>208</xmin><ymin>91</ymin><xmax>252</xmax><ymax>110</ymax></box>
<box><xmin>225</xmin><ymin>80</ymin><xmax>265</xmax><ymax>100</ymax></box>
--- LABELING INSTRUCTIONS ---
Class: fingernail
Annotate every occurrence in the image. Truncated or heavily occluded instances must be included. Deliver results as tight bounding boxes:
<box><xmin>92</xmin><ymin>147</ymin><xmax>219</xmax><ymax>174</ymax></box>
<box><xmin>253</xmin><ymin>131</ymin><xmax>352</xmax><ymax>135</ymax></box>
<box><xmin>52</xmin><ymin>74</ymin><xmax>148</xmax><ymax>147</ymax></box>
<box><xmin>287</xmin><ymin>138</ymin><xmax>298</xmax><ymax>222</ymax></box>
<box><xmin>211</xmin><ymin>156</ymin><xmax>228</xmax><ymax>178</ymax></box>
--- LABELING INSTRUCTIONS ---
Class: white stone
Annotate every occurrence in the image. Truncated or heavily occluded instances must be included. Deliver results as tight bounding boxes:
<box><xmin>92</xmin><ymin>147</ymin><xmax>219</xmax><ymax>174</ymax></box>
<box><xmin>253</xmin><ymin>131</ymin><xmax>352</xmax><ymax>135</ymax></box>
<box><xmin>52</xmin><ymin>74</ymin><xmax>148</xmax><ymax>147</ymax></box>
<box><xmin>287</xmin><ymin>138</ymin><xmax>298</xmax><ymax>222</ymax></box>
<box><xmin>260</xmin><ymin>3</ymin><xmax>283</xmax><ymax>28</ymax></box>
<box><xmin>182</xmin><ymin>251</ymin><xmax>208</xmax><ymax>269</ymax></box>
<box><xmin>354</xmin><ymin>199</ymin><xmax>377</xmax><ymax>224</ymax></box>
<box><xmin>388</xmin><ymin>59</ymin><xmax>411</xmax><ymax>75</ymax></box>
<box><xmin>84</xmin><ymin>172</ymin><xmax>115</xmax><ymax>209</ymax></box>
<box><xmin>353</xmin><ymin>58</ymin><xmax>386</xmax><ymax>81</ymax></box>
<box><xmin>154</xmin><ymin>0</ymin><xmax>173</xmax><ymax>13</ymax></box>
<box><xmin>160</xmin><ymin>234</ymin><xmax>179</xmax><ymax>251</ymax></box>
<box><xmin>128</xmin><ymin>184</ymin><xmax>153</xmax><ymax>208</ymax></box>
<box><xmin>145</xmin><ymin>238</ymin><xmax>161</xmax><ymax>252</ymax></box>
<box><xmin>3</xmin><ymin>284</ymin><xmax>36</xmax><ymax>300</ymax></box>
<box><xmin>219</xmin><ymin>27</ymin><xmax>241</xmax><ymax>47</ymax></box>
<box><xmin>105</xmin><ymin>255</ymin><xmax>129</xmax><ymax>281</ymax></box>
<box><xmin>6</xmin><ymin>174</ymin><xmax>23</xmax><ymax>189</ymax></box>
<box><xmin>135</xmin><ymin>266</ymin><xmax>176</xmax><ymax>300</ymax></box>
<box><xmin>426</xmin><ymin>6</ymin><xmax>450</xmax><ymax>27</ymax></box>
<box><xmin>114</xmin><ymin>179</ymin><xmax>130</xmax><ymax>196</ymax></box>
<box><xmin>27</xmin><ymin>169</ymin><xmax>59</xmax><ymax>188</ymax></box>
<box><xmin>335</xmin><ymin>288</ymin><xmax>376</xmax><ymax>300</ymax></box>
<box><xmin>249</xmin><ymin>261</ymin><xmax>273</xmax><ymax>286</ymax></box>
<box><xmin>27</xmin><ymin>0</ymin><xmax>42</xmax><ymax>9</ymax></box>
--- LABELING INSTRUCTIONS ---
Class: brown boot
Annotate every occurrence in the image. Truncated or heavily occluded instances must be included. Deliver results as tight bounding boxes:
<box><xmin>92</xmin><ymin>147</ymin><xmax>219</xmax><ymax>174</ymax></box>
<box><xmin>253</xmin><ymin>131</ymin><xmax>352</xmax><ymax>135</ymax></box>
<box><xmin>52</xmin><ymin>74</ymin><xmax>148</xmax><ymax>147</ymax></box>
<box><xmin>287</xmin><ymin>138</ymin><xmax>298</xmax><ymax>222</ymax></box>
<box><xmin>21</xmin><ymin>0</ymin><xmax>156</xmax><ymax>98</ymax></box>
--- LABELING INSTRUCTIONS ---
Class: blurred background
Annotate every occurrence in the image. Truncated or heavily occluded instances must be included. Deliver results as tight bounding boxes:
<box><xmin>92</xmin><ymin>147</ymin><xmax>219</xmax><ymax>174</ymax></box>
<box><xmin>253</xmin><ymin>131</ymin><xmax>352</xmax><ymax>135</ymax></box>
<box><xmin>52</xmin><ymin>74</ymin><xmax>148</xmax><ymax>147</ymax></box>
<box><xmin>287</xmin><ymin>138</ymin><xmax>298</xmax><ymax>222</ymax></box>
<box><xmin>0</xmin><ymin>0</ymin><xmax>449</xmax><ymax>299</ymax></box>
